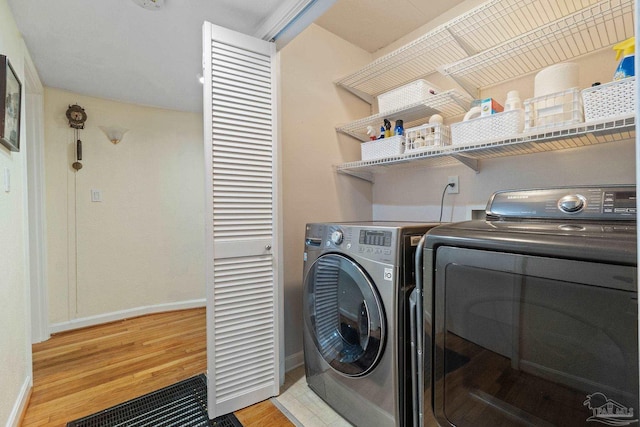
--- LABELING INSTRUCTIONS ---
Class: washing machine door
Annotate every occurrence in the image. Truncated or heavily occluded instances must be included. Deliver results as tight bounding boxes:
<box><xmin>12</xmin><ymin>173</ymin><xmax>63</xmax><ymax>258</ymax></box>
<box><xmin>304</xmin><ymin>253</ymin><xmax>385</xmax><ymax>377</ymax></box>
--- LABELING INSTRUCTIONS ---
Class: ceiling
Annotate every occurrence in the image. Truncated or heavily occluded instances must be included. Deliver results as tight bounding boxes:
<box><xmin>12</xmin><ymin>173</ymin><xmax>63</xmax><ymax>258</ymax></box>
<box><xmin>315</xmin><ymin>0</ymin><xmax>465</xmax><ymax>53</ymax></box>
<box><xmin>8</xmin><ymin>0</ymin><xmax>465</xmax><ymax>113</ymax></box>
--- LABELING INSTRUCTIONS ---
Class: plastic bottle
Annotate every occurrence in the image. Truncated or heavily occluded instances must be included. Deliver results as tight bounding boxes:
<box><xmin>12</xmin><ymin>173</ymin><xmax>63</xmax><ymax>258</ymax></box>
<box><xmin>379</xmin><ymin>126</ymin><xmax>385</xmax><ymax>139</ymax></box>
<box><xmin>384</xmin><ymin>119</ymin><xmax>391</xmax><ymax>138</ymax></box>
<box><xmin>394</xmin><ymin>120</ymin><xmax>404</xmax><ymax>136</ymax></box>
<box><xmin>613</xmin><ymin>37</ymin><xmax>635</xmax><ymax>81</ymax></box>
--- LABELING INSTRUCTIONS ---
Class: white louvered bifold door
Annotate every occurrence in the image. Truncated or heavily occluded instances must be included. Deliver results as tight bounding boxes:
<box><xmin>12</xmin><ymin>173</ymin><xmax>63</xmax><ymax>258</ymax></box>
<box><xmin>203</xmin><ymin>22</ymin><xmax>281</xmax><ymax>419</ymax></box>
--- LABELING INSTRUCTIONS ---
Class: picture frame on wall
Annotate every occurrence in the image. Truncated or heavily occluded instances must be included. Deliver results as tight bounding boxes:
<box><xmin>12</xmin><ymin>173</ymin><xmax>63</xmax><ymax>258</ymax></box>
<box><xmin>0</xmin><ymin>55</ymin><xmax>21</xmax><ymax>152</ymax></box>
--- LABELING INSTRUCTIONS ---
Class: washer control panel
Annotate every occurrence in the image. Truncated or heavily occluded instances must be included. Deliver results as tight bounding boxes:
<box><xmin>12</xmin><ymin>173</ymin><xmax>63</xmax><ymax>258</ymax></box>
<box><xmin>304</xmin><ymin>223</ymin><xmax>399</xmax><ymax>263</ymax></box>
<box><xmin>488</xmin><ymin>186</ymin><xmax>636</xmax><ymax>220</ymax></box>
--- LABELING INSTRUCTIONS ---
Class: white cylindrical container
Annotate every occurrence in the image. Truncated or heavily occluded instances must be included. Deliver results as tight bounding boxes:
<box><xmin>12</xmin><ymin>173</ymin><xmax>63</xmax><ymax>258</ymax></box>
<box><xmin>534</xmin><ymin>63</ymin><xmax>579</xmax><ymax>97</ymax></box>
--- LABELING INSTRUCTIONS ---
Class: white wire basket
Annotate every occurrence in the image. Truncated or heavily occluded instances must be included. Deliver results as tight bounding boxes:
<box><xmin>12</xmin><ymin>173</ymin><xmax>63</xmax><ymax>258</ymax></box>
<box><xmin>404</xmin><ymin>123</ymin><xmax>451</xmax><ymax>152</ymax></box>
<box><xmin>451</xmin><ymin>109</ymin><xmax>524</xmax><ymax>146</ymax></box>
<box><xmin>524</xmin><ymin>88</ymin><xmax>583</xmax><ymax>131</ymax></box>
<box><xmin>581</xmin><ymin>77</ymin><xmax>635</xmax><ymax>122</ymax></box>
<box><xmin>361</xmin><ymin>135</ymin><xmax>405</xmax><ymax>161</ymax></box>
<box><xmin>377</xmin><ymin>80</ymin><xmax>441</xmax><ymax>113</ymax></box>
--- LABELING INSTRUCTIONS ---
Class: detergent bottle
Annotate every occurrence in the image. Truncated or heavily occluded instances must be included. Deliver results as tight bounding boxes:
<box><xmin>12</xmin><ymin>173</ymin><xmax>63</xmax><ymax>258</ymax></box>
<box><xmin>613</xmin><ymin>37</ymin><xmax>635</xmax><ymax>81</ymax></box>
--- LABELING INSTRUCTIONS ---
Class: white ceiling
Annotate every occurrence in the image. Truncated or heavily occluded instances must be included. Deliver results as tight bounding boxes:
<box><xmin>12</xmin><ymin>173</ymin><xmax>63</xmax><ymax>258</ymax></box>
<box><xmin>315</xmin><ymin>0</ymin><xmax>465</xmax><ymax>53</ymax></box>
<box><xmin>8</xmin><ymin>0</ymin><xmax>465</xmax><ymax>113</ymax></box>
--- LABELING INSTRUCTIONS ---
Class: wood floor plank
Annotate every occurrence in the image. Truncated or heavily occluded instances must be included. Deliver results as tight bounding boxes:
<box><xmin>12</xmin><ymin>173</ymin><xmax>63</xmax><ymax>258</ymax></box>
<box><xmin>235</xmin><ymin>399</ymin><xmax>295</xmax><ymax>427</ymax></box>
<box><xmin>23</xmin><ymin>308</ymin><xmax>292</xmax><ymax>427</ymax></box>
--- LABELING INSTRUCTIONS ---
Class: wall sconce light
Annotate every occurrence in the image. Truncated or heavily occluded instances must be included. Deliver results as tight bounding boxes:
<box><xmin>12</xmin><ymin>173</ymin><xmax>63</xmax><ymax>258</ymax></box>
<box><xmin>99</xmin><ymin>126</ymin><xmax>129</xmax><ymax>144</ymax></box>
<box><xmin>131</xmin><ymin>0</ymin><xmax>164</xmax><ymax>10</ymax></box>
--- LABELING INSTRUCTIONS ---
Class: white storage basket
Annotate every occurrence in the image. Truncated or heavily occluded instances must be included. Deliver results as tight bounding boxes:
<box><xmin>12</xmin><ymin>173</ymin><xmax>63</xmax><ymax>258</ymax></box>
<box><xmin>451</xmin><ymin>109</ymin><xmax>524</xmax><ymax>146</ymax></box>
<box><xmin>581</xmin><ymin>77</ymin><xmax>635</xmax><ymax>122</ymax></box>
<box><xmin>377</xmin><ymin>79</ymin><xmax>440</xmax><ymax>113</ymax></box>
<box><xmin>361</xmin><ymin>135</ymin><xmax>405</xmax><ymax>161</ymax></box>
<box><xmin>404</xmin><ymin>123</ymin><xmax>451</xmax><ymax>152</ymax></box>
<box><xmin>524</xmin><ymin>88</ymin><xmax>583</xmax><ymax>131</ymax></box>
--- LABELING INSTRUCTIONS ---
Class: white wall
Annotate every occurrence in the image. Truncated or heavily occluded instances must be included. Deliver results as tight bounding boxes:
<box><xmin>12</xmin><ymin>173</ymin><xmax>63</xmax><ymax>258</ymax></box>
<box><xmin>0</xmin><ymin>0</ymin><xmax>34</xmax><ymax>424</ymax></box>
<box><xmin>44</xmin><ymin>89</ymin><xmax>205</xmax><ymax>330</ymax></box>
<box><xmin>279</xmin><ymin>23</ymin><xmax>373</xmax><ymax>367</ymax></box>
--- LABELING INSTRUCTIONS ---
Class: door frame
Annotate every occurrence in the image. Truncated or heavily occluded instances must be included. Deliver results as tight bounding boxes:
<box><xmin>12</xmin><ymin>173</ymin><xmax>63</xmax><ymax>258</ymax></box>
<box><xmin>24</xmin><ymin>54</ymin><xmax>49</xmax><ymax>344</ymax></box>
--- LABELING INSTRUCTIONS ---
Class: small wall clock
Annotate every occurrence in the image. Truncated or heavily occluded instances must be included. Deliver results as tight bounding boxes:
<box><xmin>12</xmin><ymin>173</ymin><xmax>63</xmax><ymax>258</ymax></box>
<box><xmin>66</xmin><ymin>104</ymin><xmax>87</xmax><ymax>129</ymax></box>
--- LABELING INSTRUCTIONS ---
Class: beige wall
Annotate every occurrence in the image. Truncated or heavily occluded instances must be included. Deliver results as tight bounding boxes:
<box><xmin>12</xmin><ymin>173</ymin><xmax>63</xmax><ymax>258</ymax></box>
<box><xmin>44</xmin><ymin>88</ymin><xmax>205</xmax><ymax>327</ymax></box>
<box><xmin>279</xmin><ymin>23</ymin><xmax>373</xmax><ymax>363</ymax></box>
<box><xmin>0</xmin><ymin>0</ymin><xmax>34</xmax><ymax>424</ymax></box>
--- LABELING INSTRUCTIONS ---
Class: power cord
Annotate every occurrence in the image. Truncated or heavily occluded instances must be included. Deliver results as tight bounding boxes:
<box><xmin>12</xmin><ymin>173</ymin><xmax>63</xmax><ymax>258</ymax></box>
<box><xmin>438</xmin><ymin>182</ymin><xmax>455</xmax><ymax>222</ymax></box>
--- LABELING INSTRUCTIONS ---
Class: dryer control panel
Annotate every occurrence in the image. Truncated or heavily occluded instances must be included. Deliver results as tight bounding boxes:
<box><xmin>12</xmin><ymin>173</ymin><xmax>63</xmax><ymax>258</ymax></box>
<box><xmin>487</xmin><ymin>185</ymin><xmax>636</xmax><ymax>220</ymax></box>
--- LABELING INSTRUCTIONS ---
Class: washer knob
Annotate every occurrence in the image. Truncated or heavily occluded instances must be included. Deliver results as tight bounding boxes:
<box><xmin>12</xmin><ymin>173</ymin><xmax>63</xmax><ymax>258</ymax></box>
<box><xmin>558</xmin><ymin>194</ymin><xmax>586</xmax><ymax>213</ymax></box>
<box><xmin>330</xmin><ymin>230</ymin><xmax>344</xmax><ymax>245</ymax></box>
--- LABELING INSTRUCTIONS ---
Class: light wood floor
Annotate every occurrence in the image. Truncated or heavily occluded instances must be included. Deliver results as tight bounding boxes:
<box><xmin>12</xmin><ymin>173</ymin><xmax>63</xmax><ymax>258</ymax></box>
<box><xmin>22</xmin><ymin>307</ymin><xmax>292</xmax><ymax>427</ymax></box>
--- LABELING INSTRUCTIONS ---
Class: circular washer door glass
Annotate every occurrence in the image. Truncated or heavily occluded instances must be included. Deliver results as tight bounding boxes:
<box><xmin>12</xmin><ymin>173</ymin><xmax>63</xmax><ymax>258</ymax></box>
<box><xmin>304</xmin><ymin>253</ymin><xmax>385</xmax><ymax>376</ymax></box>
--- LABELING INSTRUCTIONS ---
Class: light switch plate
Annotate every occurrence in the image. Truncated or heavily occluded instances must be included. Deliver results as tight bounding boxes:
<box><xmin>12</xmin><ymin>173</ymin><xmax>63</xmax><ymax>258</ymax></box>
<box><xmin>91</xmin><ymin>189</ymin><xmax>102</xmax><ymax>202</ymax></box>
<box><xmin>3</xmin><ymin>168</ymin><xmax>9</xmax><ymax>193</ymax></box>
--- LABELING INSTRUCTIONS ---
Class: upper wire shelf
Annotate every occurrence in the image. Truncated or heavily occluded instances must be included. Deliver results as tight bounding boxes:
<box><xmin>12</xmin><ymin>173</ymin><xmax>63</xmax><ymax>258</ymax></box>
<box><xmin>335</xmin><ymin>115</ymin><xmax>635</xmax><ymax>182</ymax></box>
<box><xmin>335</xmin><ymin>0</ymin><xmax>609</xmax><ymax>101</ymax></box>
<box><xmin>442</xmin><ymin>0</ymin><xmax>635</xmax><ymax>94</ymax></box>
<box><xmin>336</xmin><ymin>90</ymin><xmax>473</xmax><ymax>141</ymax></box>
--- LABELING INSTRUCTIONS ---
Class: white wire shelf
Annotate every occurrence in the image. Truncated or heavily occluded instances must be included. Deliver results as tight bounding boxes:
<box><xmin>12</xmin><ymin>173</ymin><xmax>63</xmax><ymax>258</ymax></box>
<box><xmin>335</xmin><ymin>0</ymin><xmax>607</xmax><ymax>101</ymax></box>
<box><xmin>336</xmin><ymin>90</ymin><xmax>473</xmax><ymax>141</ymax></box>
<box><xmin>335</xmin><ymin>115</ymin><xmax>635</xmax><ymax>182</ymax></box>
<box><xmin>442</xmin><ymin>0</ymin><xmax>635</xmax><ymax>95</ymax></box>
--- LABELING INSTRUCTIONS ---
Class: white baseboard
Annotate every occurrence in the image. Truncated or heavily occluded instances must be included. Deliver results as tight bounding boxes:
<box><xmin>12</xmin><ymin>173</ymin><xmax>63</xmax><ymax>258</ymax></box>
<box><xmin>8</xmin><ymin>375</ymin><xmax>31</xmax><ymax>427</ymax></box>
<box><xmin>49</xmin><ymin>299</ymin><xmax>206</xmax><ymax>335</ymax></box>
<box><xmin>285</xmin><ymin>351</ymin><xmax>304</xmax><ymax>372</ymax></box>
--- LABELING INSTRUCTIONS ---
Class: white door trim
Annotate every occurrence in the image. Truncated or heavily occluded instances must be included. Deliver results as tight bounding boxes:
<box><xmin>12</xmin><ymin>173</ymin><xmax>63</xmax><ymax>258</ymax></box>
<box><xmin>23</xmin><ymin>54</ymin><xmax>49</xmax><ymax>344</ymax></box>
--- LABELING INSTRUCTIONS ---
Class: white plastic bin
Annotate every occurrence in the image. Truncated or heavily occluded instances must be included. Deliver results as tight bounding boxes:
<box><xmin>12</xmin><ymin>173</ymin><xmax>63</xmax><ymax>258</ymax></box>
<box><xmin>524</xmin><ymin>88</ymin><xmax>583</xmax><ymax>131</ymax></box>
<box><xmin>451</xmin><ymin>109</ymin><xmax>524</xmax><ymax>146</ymax></box>
<box><xmin>581</xmin><ymin>77</ymin><xmax>635</xmax><ymax>122</ymax></box>
<box><xmin>377</xmin><ymin>79</ymin><xmax>440</xmax><ymax>113</ymax></box>
<box><xmin>361</xmin><ymin>135</ymin><xmax>405</xmax><ymax>160</ymax></box>
<box><xmin>404</xmin><ymin>123</ymin><xmax>451</xmax><ymax>152</ymax></box>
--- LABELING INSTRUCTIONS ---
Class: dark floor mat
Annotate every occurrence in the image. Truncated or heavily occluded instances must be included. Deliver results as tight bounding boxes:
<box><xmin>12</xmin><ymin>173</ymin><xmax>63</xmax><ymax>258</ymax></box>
<box><xmin>210</xmin><ymin>413</ymin><xmax>243</xmax><ymax>427</ymax></box>
<box><xmin>66</xmin><ymin>374</ymin><xmax>242</xmax><ymax>427</ymax></box>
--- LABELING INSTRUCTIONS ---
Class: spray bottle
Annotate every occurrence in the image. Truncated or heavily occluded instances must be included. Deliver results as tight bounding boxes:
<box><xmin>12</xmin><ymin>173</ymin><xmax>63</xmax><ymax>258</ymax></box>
<box><xmin>613</xmin><ymin>37</ymin><xmax>635</xmax><ymax>81</ymax></box>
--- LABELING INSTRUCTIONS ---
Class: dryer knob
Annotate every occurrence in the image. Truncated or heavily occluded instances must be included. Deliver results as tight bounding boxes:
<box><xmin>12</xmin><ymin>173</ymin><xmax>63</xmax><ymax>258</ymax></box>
<box><xmin>330</xmin><ymin>230</ymin><xmax>344</xmax><ymax>245</ymax></box>
<box><xmin>558</xmin><ymin>194</ymin><xmax>586</xmax><ymax>213</ymax></box>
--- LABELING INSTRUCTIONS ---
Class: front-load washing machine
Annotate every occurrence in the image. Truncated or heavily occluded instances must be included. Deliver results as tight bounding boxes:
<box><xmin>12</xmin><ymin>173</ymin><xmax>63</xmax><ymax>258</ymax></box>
<box><xmin>303</xmin><ymin>221</ymin><xmax>440</xmax><ymax>427</ymax></box>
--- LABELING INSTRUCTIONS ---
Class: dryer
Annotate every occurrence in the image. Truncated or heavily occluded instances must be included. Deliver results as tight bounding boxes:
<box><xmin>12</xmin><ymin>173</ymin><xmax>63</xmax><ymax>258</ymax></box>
<box><xmin>303</xmin><ymin>221</ymin><xmax>440</xmax><ymax>427</ymax></box>
<box><xmin>415</xmin><ymin>186</ymin><xmax>638</xmax><ymax>427</ymax></box>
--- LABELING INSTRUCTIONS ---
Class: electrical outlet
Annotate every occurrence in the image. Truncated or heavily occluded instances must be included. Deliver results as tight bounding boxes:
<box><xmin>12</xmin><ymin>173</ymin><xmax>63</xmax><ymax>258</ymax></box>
<box><xmin>447</xmin><ymin>176</ymin><xmax>459</xmax><ymax>194</ymax></box>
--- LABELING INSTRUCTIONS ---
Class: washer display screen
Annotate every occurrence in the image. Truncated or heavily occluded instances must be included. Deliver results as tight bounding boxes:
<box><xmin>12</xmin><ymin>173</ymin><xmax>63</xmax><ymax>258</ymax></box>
<box><xmin>359</xmin><ymin>230</ymin><xmax>392</xmax><ymax>247</ymax></box>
